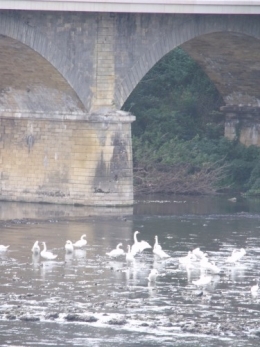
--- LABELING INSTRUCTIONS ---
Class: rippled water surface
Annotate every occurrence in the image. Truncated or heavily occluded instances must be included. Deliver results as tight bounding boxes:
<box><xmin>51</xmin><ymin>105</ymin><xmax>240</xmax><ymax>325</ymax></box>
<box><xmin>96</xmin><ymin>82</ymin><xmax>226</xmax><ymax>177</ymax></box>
<box><xmin>0</xmin><ymin>195</ymin><xmax>260</xmax><ymax>346</ymax></box>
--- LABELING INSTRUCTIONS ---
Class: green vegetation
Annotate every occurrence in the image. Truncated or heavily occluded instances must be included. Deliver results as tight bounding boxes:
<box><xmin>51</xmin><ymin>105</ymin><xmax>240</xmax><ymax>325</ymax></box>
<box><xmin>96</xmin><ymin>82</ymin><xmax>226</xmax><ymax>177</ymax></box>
<box><xmin>123</xmin><ymin>48</ymin><xmax>260</xmax><ymax>196</ymax></box>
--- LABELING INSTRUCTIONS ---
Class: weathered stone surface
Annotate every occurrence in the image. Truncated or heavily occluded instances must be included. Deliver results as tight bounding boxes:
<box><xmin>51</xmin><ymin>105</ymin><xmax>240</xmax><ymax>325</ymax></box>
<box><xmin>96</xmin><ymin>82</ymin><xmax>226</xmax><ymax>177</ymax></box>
<box><xmin>0</xmin><ymin>111</ymin><xmax>135</xmax><ymax>206</ymax></box>
<box><xmin>221</xmin><ymin>106</ymin><xmax>260</xmax><ymax>116</ymax></box>
<box><xmin>222</xmin><ymin>106</ymin><xmax>260</xmax><ymax>146</ymax></box>
<box><xmin>182</xmin><ymin>32</ymin><xmax>260</xmax><ymax>107</ymax></box>
<box><xmin>0</xmin><ymin>12</ymin><xmax>260</xmax><ymax>112</ymax></box>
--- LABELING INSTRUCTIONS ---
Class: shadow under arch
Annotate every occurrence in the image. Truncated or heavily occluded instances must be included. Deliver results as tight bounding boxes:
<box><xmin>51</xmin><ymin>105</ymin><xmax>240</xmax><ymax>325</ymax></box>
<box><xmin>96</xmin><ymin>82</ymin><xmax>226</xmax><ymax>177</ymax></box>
<box><xmin>0</xmin><ymin>34</ymin><xmax>85</xmax><ymax>113</ymax></box>
<box><xmin>181</xmin><ymin>31</ymin><xmax>260</xmax><ymax>106</ymax></box>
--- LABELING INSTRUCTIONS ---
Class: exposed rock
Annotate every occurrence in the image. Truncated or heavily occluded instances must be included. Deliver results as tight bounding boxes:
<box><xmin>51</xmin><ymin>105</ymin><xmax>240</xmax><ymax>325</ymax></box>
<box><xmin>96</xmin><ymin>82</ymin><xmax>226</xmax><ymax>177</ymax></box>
<box><xmin>140</xmin><ymin>322</ymin><xmax>149</xmax><ymax>327</ymax></box>
<box><xmin>65</xmin><ymin>313</ymin><xmax>98</xmax><ymax>323</ymax></box>
<box><xmin>45</xmin><ymin>312</ymin><xmax>59</xmax><ymax>320</ymax></box>
<box><xmin>107</xmin><ymin>316</ymin><xmax>127</xmax><ymax>325</ymax></box>
<box><xmin>20</xmin><ymin>315</ymin><xmax>40</xmax><ymax>322</ymax></box>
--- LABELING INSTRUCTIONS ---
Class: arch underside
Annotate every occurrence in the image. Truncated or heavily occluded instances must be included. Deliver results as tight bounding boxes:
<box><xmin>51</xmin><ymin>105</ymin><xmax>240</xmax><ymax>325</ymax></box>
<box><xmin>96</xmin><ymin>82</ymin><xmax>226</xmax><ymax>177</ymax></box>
<box><xmin>181</xmin><ymin>32</ymin><xmax>260</xmax><ymax>106</ymax></box>
<box><xmin>0</xmin><ymin>12</ymin><xmax>259</xmax><ymax>113</ymax></box>
<box><xmin>0</xmin><ymin>35</ymin><xmax>85</xmax><ymax>113</ymax></box>
<box><xmin>0</xmin><ymin>14</ymin><xmax>260</xmax><ymax>114</ymax></box>
<box><xmin>117</xmin><ymin>14</ymin><xmax>260</xmax><ymax>110</ymax></box>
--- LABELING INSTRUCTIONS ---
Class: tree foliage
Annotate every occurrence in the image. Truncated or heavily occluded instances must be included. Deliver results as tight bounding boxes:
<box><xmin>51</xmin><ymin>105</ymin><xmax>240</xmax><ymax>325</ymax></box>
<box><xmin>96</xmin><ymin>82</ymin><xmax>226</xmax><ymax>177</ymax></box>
<box><xmin>123</xmin><ymin>48</ymin><xmax>260</xmax><ymax>196</ymax></box>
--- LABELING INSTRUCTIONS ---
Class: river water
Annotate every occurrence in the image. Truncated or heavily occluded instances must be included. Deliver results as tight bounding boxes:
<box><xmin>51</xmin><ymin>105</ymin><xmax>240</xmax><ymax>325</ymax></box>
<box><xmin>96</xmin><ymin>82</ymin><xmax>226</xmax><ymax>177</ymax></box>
<box><xmin>0</xmin><ymin>195</ymin><xmax>260</xmax><ymax>346</ymax></box>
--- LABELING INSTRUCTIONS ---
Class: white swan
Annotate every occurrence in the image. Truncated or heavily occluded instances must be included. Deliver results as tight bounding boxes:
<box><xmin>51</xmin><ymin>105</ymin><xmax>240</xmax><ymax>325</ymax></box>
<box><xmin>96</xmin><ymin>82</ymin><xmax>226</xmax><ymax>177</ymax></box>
<box><xmin>251</xmin><ymin>280</ymin><xmax>259</xmax><ymax>296</ymax></box>
<box><xmin>192</xmin><ymin>274</ymin><xmax>212</xmax><ymax>287</ymax></box>
<box><xmin>131</xmin><ymin>231</ymin><xmax>151</xmax><ymax>255</ymax></box>
<box><xmin>126</xmin><ymin>245</ymin><xmax>135</xmax><ymax>262</ymax></box>
<box><xmin>153</xmin><ymin>235</ymin><xmax>162</xmax><ymax>252</ymax></box>
<box><xmin>226</xmin><ymin>248</ymin><xmax>246</xmax><ymax>263</ymax></box>
<box><xmin>0</xmin><ymin>245</ymin><xmax>10</xmax><ymax>251</ymax></box>
<box><xmin>192</xmin><ymin>247</ymin><xmax>207</xmax><ymax>260</ymax></box>
<box><xmin>179</xmin><ymin>251</ymin><xmax>196</xmax><ymax>265</ymax></box>
<box><xmin>200</xmin><ymin>257</ymin><xmax>221</xmax><ymax>274</ymax></box>
<box><xmin>153</xmin><ymin>235</ymin><xmax>170</xmax><ymax>259</ymax></box>
<box><xmin>31</xmin><ymin>241</ymin><xmax>40</xmax><ymax>254</ymax></box>
<box><xmin>106</xmin><ymin>243</ymin><xmax>125</xmax><ymax>258</ymax></box>
<box><xmin>73</xmin><ymin>234</ymin><xmax>87</xmax><ymax>248</ymax></box>
<box><xmin>40</xmin><ymin>242</ymin><xmax>58</xmax><ymax>260</ymax></box>
<box><xmin>148</xmin><ymin>269</ymin><xmax>159</xmax><ymax>282</ymax></box>
<box><xmin>65</xmin><ymin>240</ymin><xmax>74</xmax><ymax>254</ymax></box>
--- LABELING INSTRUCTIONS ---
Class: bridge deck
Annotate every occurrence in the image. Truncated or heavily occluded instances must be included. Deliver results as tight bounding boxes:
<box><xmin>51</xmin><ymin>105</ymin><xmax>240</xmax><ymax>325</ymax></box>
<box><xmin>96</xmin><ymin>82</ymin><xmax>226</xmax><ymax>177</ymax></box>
<box><xmin>0</xmin><ymin>0</ymin><xmax>260</xmax><ymax>14</ymax></box>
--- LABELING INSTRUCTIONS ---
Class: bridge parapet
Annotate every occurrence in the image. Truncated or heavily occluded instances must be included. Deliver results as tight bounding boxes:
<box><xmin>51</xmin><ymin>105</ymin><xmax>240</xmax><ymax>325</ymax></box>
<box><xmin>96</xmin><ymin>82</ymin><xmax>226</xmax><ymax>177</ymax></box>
<box><xmin>1</xmin><ymin>0</ymin><xmax>260</xmax><ymax>15</ymax></box>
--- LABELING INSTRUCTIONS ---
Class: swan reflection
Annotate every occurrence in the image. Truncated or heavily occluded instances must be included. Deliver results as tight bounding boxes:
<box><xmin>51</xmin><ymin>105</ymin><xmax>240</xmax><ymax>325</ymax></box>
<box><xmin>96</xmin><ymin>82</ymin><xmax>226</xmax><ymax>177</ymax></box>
<box><xmin>40</xmin><ymin>261</ymin><xmax>57</xmax><ymax>280</ymax></box>
<box><xmin>32</xmin><ymin>253</ymin><xmax>40</xmax><ymax>270</ymax></box>
<box><xmin>148</xmin><ymin>281</ymin><xmax>158</xmax><ymax>297</ymax></box>
<box><xmin>182</xmin><ymin>263</ymin><xmax>200</xmax><ymax>284</ymax></box>
<box><xmin>124</xmin><ymin>259</ymin><xmax>151</xmax><ymax>287</ymax></box>
<box><xmin>65</xmin><ymin>252</ymin><xmax>74</xmax><ymax>264</ymax></box>
<box><xmin>229</xmin><ymin>264</ymin><xmax>246</xmax><ymax>282</ymax></box>
<box><xmin>74</xmin><ymin>248</ymin><xmax>86</xmax><ymax>260</ymax></box>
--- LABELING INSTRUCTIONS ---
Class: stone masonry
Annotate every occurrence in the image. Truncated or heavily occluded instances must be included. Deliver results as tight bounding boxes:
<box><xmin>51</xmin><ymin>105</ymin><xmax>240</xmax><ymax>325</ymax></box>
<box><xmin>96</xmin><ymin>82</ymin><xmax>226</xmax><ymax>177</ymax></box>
<box><xmin>0</xmin><ymin>111</ymin><xmax>134</xmax><ymax>205</ymax></box>
<box><xmin>0</xmin><ymin>10</ymin><xmax>260</xmax><ymax>205</ymax></box>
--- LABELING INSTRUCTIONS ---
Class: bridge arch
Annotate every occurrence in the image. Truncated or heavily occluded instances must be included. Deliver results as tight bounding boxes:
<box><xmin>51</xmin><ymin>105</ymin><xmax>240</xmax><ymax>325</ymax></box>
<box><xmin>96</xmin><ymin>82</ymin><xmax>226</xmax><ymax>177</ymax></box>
<box><xmin>0</xmin><ymin>11</ymin><xmax>136</xmax><ymax>207</ymax></box>
<box><xmin>116</xmin><ymin>14</ymin><xmax>260</xmax><ymax>109</ymax></box>
<box><xmin>0</xmin><ymin>34</ymin><xmax>85</xmax><ymax>113</ymax></box>
<box><xmin>0</xmin><ymin>11</ymin><xmax>91</xmax><ymax>111</ymax></box>
<box><xmin>1</xmin><ymin>11</ymin><xmax>260</xmax><ymax>113</ymax></box>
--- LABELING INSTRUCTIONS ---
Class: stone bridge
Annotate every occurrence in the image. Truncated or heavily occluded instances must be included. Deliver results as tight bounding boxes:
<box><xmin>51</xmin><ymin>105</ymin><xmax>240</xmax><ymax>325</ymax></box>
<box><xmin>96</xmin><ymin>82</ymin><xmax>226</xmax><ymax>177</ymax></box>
<box><xmin>0</xmin><ymin>8</ymin><xmax>260</xmax><ymax>205</ymax></box>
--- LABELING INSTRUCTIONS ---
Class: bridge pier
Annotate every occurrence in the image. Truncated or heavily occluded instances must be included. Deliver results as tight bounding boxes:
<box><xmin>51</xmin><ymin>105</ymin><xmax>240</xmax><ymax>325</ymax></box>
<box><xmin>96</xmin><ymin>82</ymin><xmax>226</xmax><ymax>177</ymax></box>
<box><xmin>222</xmin><ymin>105</ymin><xmax>260</xmax><ymax>147</ymax></box>
<box><xmin>0</xmin><ymin>110</ymin><xmax>135</xmax><ymax>206</ymax></box>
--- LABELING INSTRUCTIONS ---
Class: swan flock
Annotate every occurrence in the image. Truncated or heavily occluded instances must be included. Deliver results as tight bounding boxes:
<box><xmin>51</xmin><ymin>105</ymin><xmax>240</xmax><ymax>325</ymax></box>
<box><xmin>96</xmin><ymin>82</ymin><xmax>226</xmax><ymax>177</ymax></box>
<box><xmin>3</xmin><ymin>230</ymin><xmax>256</xmax><ymax>293</ymax></box>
